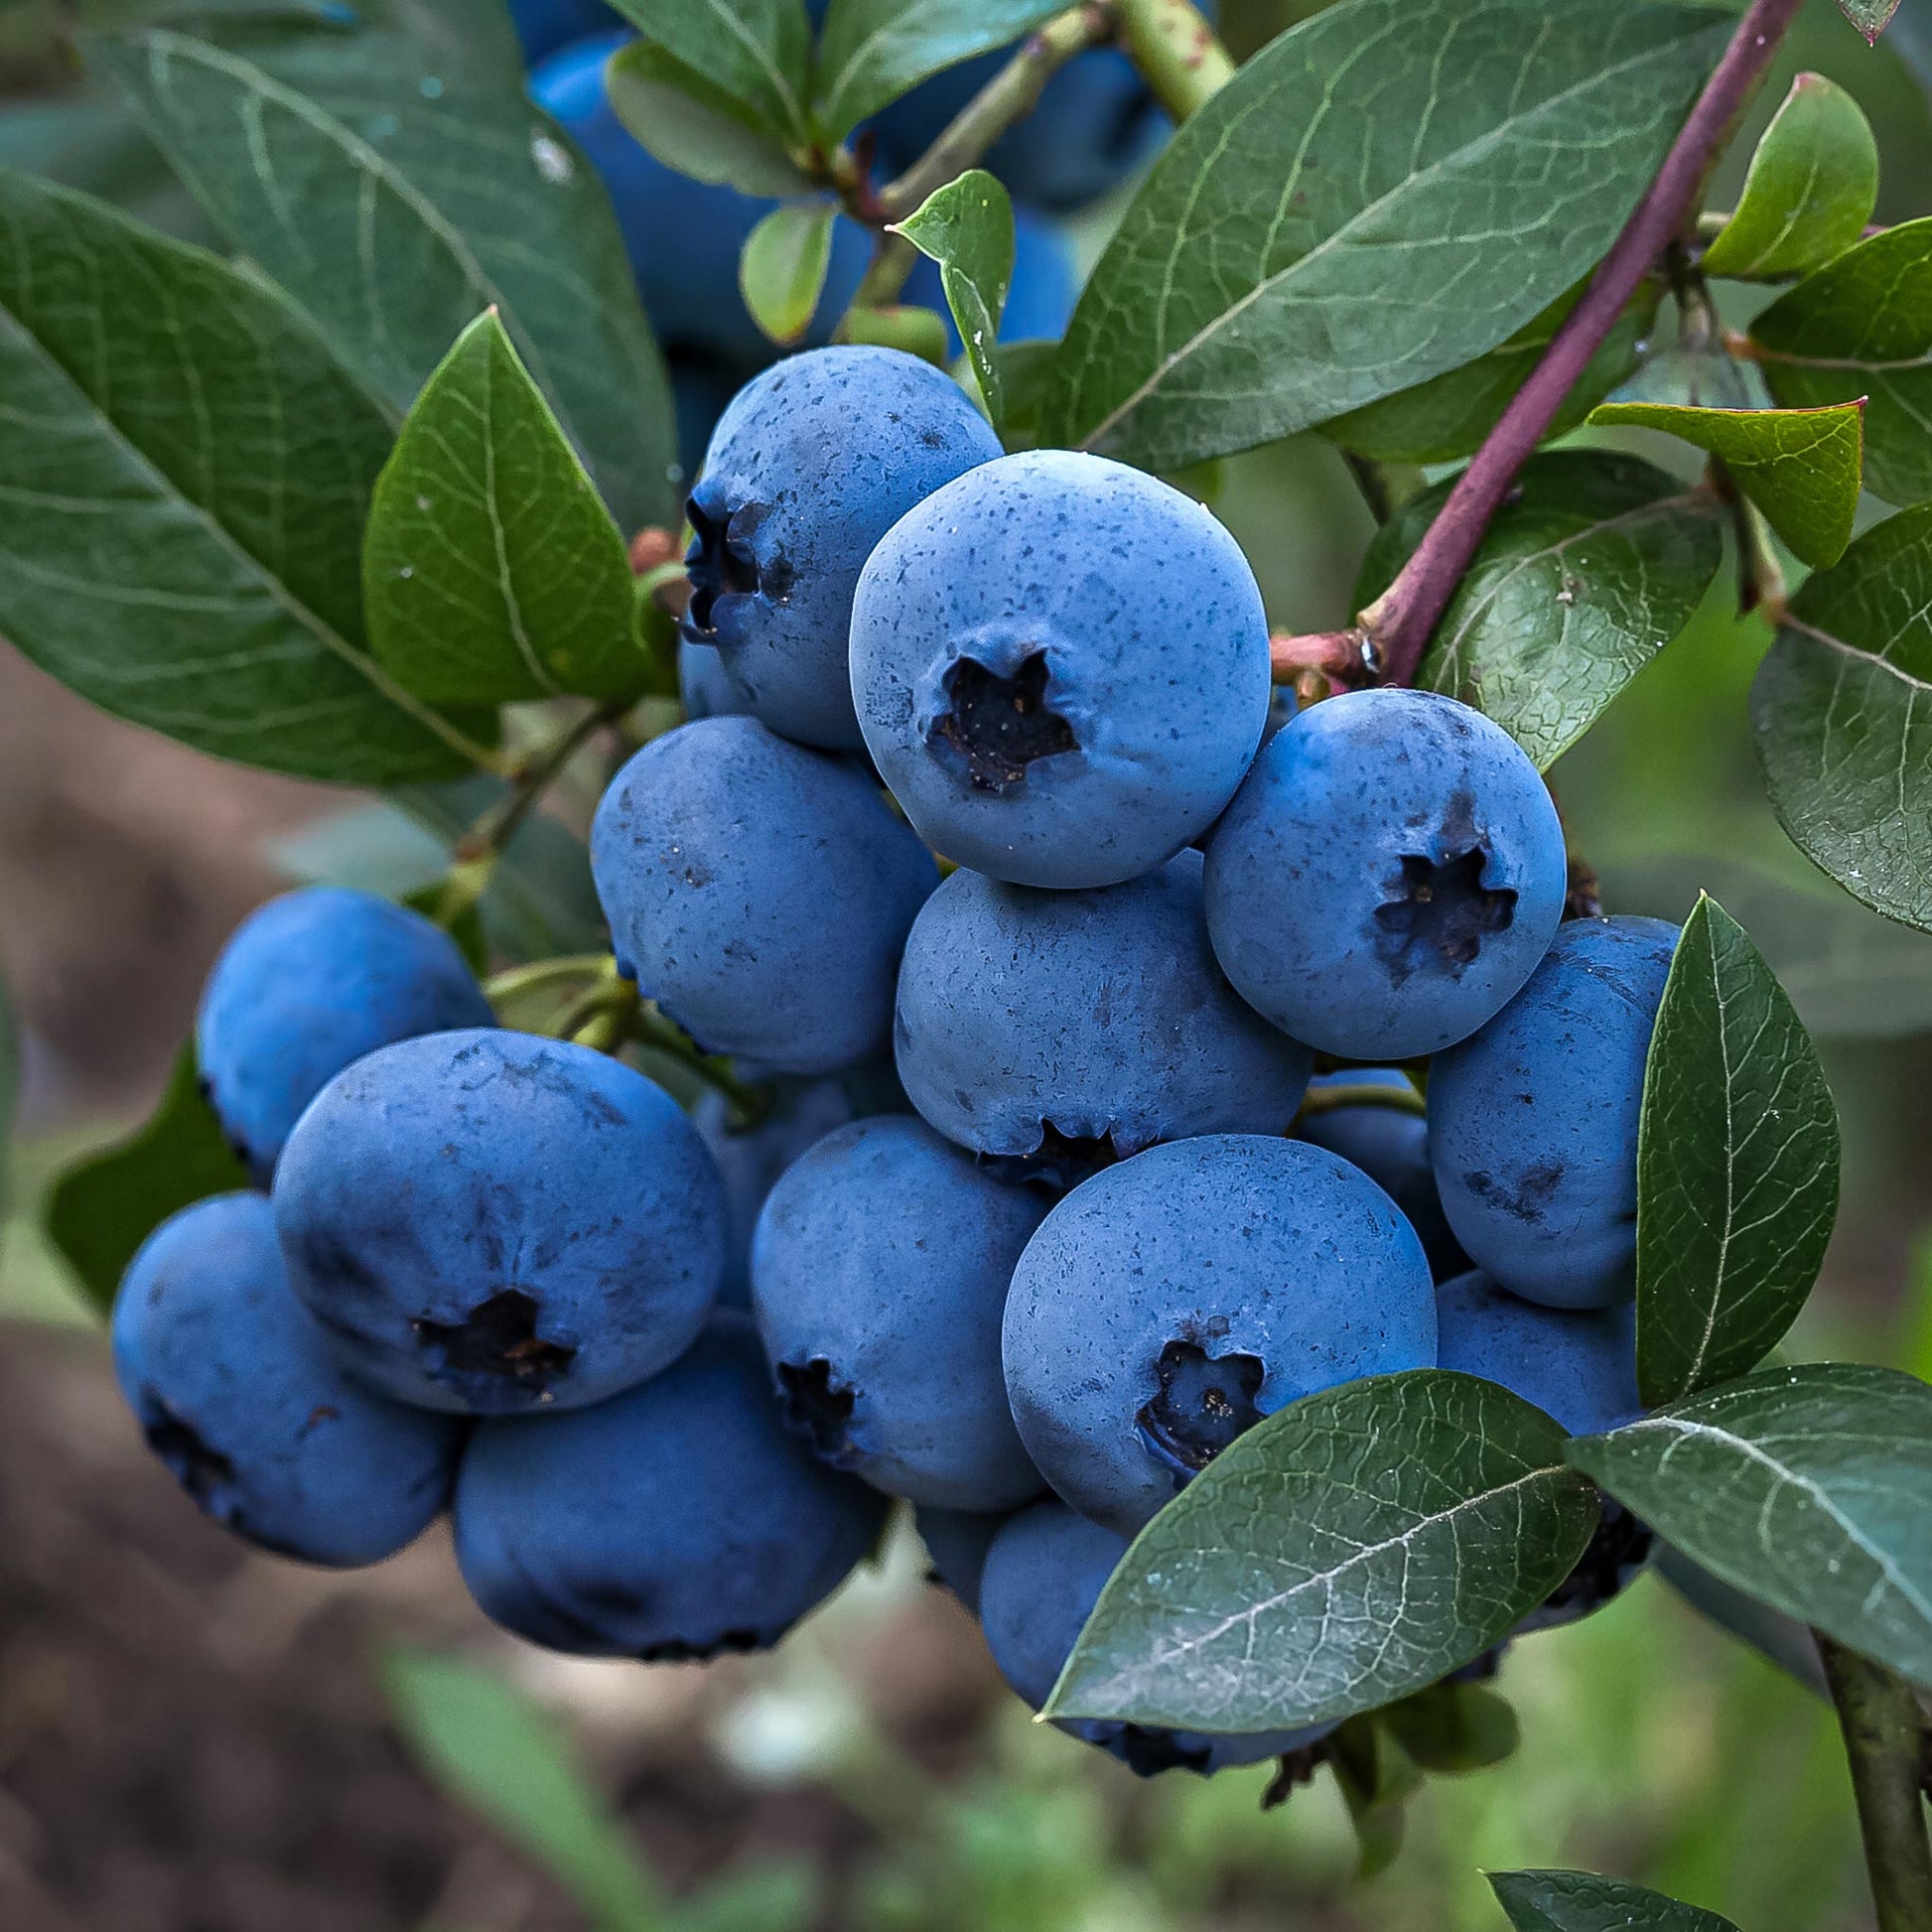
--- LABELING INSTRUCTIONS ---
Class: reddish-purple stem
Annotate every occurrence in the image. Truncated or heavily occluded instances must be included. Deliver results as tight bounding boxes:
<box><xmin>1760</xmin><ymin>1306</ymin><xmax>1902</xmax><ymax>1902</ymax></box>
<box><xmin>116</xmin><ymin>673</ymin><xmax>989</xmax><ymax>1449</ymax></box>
<box><xmin>1362</xmin><ymin>0</ymin><xmax>1805</xmax><ymax>686</ymax></box>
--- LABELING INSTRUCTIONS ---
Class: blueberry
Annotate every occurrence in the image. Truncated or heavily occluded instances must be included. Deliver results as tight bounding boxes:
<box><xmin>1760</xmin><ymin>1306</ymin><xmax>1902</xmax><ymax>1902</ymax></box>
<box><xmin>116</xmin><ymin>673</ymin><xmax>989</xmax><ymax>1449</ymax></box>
<box><xmin>1428</xmin><ymin>916</ymin><xmax>1680</xmax><ymax>1310</ymax></box>
<box><xmin>196</xmin><ymin>885</ymin><xmax>494</xmax><ymax>1184</ymax></box>
<box><xmin>529</xmin><ymin>33</ymin><xmax>872</xmax><ymax>374</ymax></box>
<box><xmin>695</xmin><ymin>1073</ymin><xmax>876</xmax><ymax>1307</ymax></box>
<box><xmin>113</xmin><ymin>1193</ymin><xmax>460</xmax><ymax>1566</ymax></box>
<box><xmin>978</xmin><ymin>1498</ymin><xmax>1333</xmax><ymax>1775</ymax></box>
<box><xmin>684</xmin><ymin>347</ymin><xmax>1002</xmax><ymax>752</ymax></box>
<box><xmin>1003</xmin><ymin>1135</ymin><xmax>1436</xmax><ymax>1535</ymax></box>
<box><xmin>507</xmin><ymin>0</ymin><xmax>623</xmax><ymax>67</ymax></box>
<box><xmin>454</xmin><ymin>1318</ymin><xmax>887</xmax><ymax>1659</ymax></box>
<box><xmin>1298</xmin><ymin>1069</ymin><xmax>1469</xmax><ymax>1281</ymax></box>
<box><xmin>851</xmin><ymin>450</ymin><xmax>1271</xmax><ymax>889</ymax></box>
<box><xmin>751</xmin><ymin>1116</ymin><xmax>1047</xmax><ymax>1510</ymax></box>
<box><xmin>592</xmin><ymin>716</ymin><xmax>938</xmax><ymax>1074</ymax></box>
<box><xmin>1436</xmin><ymin>1269</ymin><xmax>1640</xmax><ymax>1436</ymax></box>
<box><xmin>678</xmin><ymin>636</ymin><xmax>753</xmax><ymax>723</ymax></box>
<box><xmin>917</xmin><ymin>1504</ymin><xmax>1008</xmax><ymax>1614</ymax></box>
<box><xmin>894</xmin><ymin>852</ymin><xmax>1311</xmax><ymax>1183</ymax></box>
<box><xmin>273</xmin><ymin>1029</ymin><xmax>725</xmax><ymax>1415</ymax></box>
<box><xmin>1202</xmin><ymin>689</ymin><xmax>1569</xmax><ymax>1059</ymax></box>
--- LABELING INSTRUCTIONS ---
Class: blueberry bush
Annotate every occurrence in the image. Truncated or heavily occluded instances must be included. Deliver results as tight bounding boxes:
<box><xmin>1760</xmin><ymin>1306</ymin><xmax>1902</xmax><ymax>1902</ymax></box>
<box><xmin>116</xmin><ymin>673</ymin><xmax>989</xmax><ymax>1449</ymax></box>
<box><xmin>3</xmin><ymin>0</ymin><xmax>1930</xmax><ymax>1925</ymax></box>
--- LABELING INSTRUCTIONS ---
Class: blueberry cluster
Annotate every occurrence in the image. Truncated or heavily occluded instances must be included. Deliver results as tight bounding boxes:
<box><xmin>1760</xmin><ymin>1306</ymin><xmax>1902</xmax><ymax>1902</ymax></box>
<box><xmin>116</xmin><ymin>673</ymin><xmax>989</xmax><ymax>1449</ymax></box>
<box><xmin>116</xmin><ymin>341</ymin><xmax>1665</xmax><ymax>1781</ymax></box>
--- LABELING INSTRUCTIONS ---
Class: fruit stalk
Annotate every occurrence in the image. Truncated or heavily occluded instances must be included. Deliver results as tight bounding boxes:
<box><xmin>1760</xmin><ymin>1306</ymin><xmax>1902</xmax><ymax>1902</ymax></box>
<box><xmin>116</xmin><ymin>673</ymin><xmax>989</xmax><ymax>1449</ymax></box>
<box><xmin>1816</xmin><ymin>1634</ymin><xmax>1932</xmax><ymax>1932</ymax></box>
<box><xmin>1356</xmin><ymin>0</ymin><xmax>1805</xmax><ymax>688</ymax></box>
<box><xmin>1114</xmin><ymin>0</ymin><xmax>1235</xmax><ymax>122</ymax></box>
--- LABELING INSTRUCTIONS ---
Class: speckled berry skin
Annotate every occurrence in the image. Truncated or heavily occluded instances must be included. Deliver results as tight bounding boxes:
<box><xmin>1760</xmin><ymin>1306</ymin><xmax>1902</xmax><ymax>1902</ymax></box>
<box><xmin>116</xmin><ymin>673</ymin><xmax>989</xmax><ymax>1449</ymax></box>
<box><xmin>751</xmin><ymin>1116</ymin><xmax>1047</xmax><ymax>1511</ymax></box>
<box><xmin>682</xmin><ymin>347</ymin><xmax>1001</xmax><ymax>752</ymax></box>
<box><xmin>1429</xmin><ymin>916</ymin><xmax>1680</xmax><ymax>1311</ymax></box>
<box><xmin>1299</xmin><ymin>1069</ymin><xmax>1469</xmax><ymax>1282</ymax></box>
<box><xmin>592</xmin><ymin>716</ymin><xmax>938</xmax><ymax>1074</ymax></box>
<box><xmin>273</xmin><ymin>1030</ymin><xmax>725</xmax><ymax>1416</ymax></box>
<box><xmin>917</xmin><ymin>1504</ymin><xmax>1008</xmax><ymax>1614</ymax></box>
<box><xmin>979</xmin><ymin>1499</ymin><xmax>1334</xmax><ymax>1775</ymax></box>
<box><xmin>1202</xmin><ymin>689</ymin><xmax>1568</xmax><ymax>1060</ymax></box>
<box><xmin>1003</xmin><ymin>1135</ymin><xmax>1436</xmax><ymax>1536</ymax></box>
<box><xmin>1436</xmin><ymin>1270</ymin><xmax>1640</xmax><ymax>1437</ymax></box>
<box><xmin>454</xmin><ymin>1319</ymin><xmax>887</xmax><ymax>1660</ymax></box>
<box><xmin>850</xmin><ymin>450</ymin><xmax>1271</xmax><ymax>889</ymax></box>
<box><xmin>114</xmin><ymin>1193</ymin><xmax>460</xmax><ymax>1566</ymax></box>
<box><xmin>195</xmin><ymin>886</ymin><xmax>493</xmax><ymax>1184</ymax></box>
<box><xmin>894</xmin><ymin>852</ymin><xmax>1311</xmax><ymax>1175</ymax></box>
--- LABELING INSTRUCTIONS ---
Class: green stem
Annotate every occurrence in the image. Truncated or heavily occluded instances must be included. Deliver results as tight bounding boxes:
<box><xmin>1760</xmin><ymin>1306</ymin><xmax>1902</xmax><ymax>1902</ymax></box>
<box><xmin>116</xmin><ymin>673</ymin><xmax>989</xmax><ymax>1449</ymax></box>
<box><xmin>483</xmin><ymin>953</ymin><xmax>613</xmax><ymax>1007</ymax></box>
<box><xmin>1114</xmin><ymin>0</ymin><xmax>1234</xmax><ymax>122</ymax></box>
<box><xmin>455</xmin><ymin>697</ymin><xmax>628</xmax><ymax>865</ymax></box>
<box><xmin>1816</xmin><ymin>1634</ymin><xmax>1932</xmax><ymax>1932</ymax></box>
<box><xmin>635</xmin><ymin>1007</ymin><xmax>771</xmax><ymax>1126</ymax></box>
<box><xmin>1296</xmin><ymin>1079</ymin><xmax>1427</xmax><ymax>1123</ymax></box>
<box><xmin>1340</xmin><ymin>451</ymin><xmax>1425</xmax><ymax>525</ymax></box>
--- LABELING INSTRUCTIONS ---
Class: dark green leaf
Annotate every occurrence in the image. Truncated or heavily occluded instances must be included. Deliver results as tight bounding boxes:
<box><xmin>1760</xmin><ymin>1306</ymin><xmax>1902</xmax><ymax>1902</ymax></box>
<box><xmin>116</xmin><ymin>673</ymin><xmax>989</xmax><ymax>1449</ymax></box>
<box><xmin>1356</xmin><ymin>452</ymin><xmax>1725</xmax><ymax>770</ymax></box>
<box><xmin>1636</xmin><ymin>896</ymin><xmax>1840</xmax><ymax>1407</ymax></box>
<box><xmin>606</xmin><ymin>39</ymin><xmax>811</xmax><ymax>196</ymax></box>
<box><xmin>364</xmin><ymin>310</ymin><xmax>643</xmax><ymax>706</ymax></box>
<box><xmin>1834</xmin><ymin>0</ymin><xmax>1900</xmax><ymax>46</ymax></box>
<box><xmin>1607</xmin><ymin>341</ymin><xmax>1760</xmax><ymax>410</ymax></box>
<box><xmin>739</xmin><ymin>201</ymin><xmax>838</xmax><ymax>345</ymax></box>
<box><xmin>1375</xmin><ymin>1679</ymin><xmax>1520</xmax><ymax>1774</ymax></box>
<box><xmin>1571</xmin><ymin>1363</ymin><xmax>1932</xmax><ymax>1689</ymax></box>
<box><xmin>1751</xmin><ymin>501</ymin><xmax>1932</xmax><ymax>934</ymax></box>
<box><xmin>1322</xmin><ymin>284</ymin><xmax>1656</xmax><ymax>466</ymax></box>
<box><xmin>813</xmin><ymin>0</ymin><xmax>1062</xmax><ymax>143</ymax></box>
<box><xmin>1044</xmin><ymin>1371</ymin><xmax>1599</xmax><ymax>1733</ymax></box>
<box><xmin>1746</xmin><ymin>217</ymin><xmax>1932</xmax><ymax>509</ymax></box>
<box><xmin>1490</xmin><ymin>1869</ymin><xmax>1740</xmax><ymax>1932</ymax></box>
<box><xmin>44</xmin><ymin>1044</ymin><xmax>251</xmax><ymax>1319</ymax></box>
<box><xmin>1587</xmin><ymin>399</ymin><xmax>1863</xmax><ymax>570</ymax></box>
<box><xmin>0</xmin><ymin>169</ymin><xmax>492</xmax><ymax>783</ymax></box>
<box><xmin>893</xmin><ymin>170</ymin><xmax>1012</xmax><ymax>433</ymax></box>
<box><xmin>380</xmin><ymin>1647</ymin><xmax>665</xmax><ymax>1932</ymax></box>
<box><xmin>1041</xmin><ymin>0</ymin><xmax>1729</xmax><ymax>470</ymax></box>
<box><xmin>607</xmin><ymin>0</ymin><xmax>812</xmax><ymax>149</ymax></box>
<box><xmin>1327</xmin><ymin>1717</ymin><xmax>1421</xmax><ymax>1878</ymax></box>
<box><xmin>1703</xmin><ymin>73</ymin><xmax>1877</xmax><ymax>282</ymax></box>
<box><xmin>90</xmin><ymin>21</ymin><xmax>678</xmax><ymax>533</ymax></box>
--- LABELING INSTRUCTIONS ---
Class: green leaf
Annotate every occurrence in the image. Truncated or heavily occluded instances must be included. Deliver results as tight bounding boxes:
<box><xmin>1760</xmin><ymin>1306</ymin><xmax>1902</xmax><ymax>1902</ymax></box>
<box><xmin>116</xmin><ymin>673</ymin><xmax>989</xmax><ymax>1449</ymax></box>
<box><xmin>1355</xmin><ymin>452</ymin><xmax>1725</xmax><ymax>771</ymax></box>
<box><xmin>740</xmin><ymin>201</ymin><xmax>838</xmax><ymax>345</ymax></box>
<box><xmin>1044</xmin><ymin>1371</ymin><xmax>1599</xmax><ymax>1733</ymax></box>
<box><xmin>1746</xmin><ymin>217</ymin><xmax>1932</xmax><ymax>509</ymax></box>
<box><xmin>364</xmin><ymin>310</ymin><xmax>643</xmax><ymax>706</ymax></box>
<box><xmin>1489</xmin><ymin>1869</ymin><xmax>1740</xmax><ymax>1932</ymax></box>
<box><xmin>1835</xmin><ymin>0</ymin><xmax>1900</xmax><ymax>46</ymax></box>
<box><xmin>607</xmin><ymin>0</ymin><xmax>812</xmax><ymax>149</ymax></box>
<box><xmin>0</xmin><ymin>168</ymin><xmax>493</xmax><ymax>784</ymax></box>
<box><xmin>892</xmin><ymin>170</ymin><xmax>1013</xmax><ymax>434</ymax></box>
<box><xmin>89</xmin><ymin>20</ymin><xmax>678</xmax><ymax>534</ymax></box>
<box><xmin>1375</xmin><ymin>1679</ymin><xmax>1520</xmax><ymax>1774</ymax></box>
<box><xmin>606</xmin><ymin>39</ymin><xmax>811</xmax><ymax>197</ymax></box>
<box><xmin>1703</xmin><ymin>74</ymin><xmax>1877</xmax><ymax>283</ymax></box>
<box><xmin>1636</xmin><ymin>897</ymin><xmax>1840</xmax><ymax>1408</ymax></box>
<box><xmin>1321</xmin><ymin>283</ymin><xmax>1658</xmax><ymax>467</ymax></box>
<box><xmin>1588</xmin><ymin>399</ymin><xmax>1863</xmax><ymax>571</ymax></box>
<box><xmin>1041</xmin><ymin>0</ymin><xmax>1730</xmax><ymax>471</ymax></box>
<box><xmin>1570</xmin><ymin>1363</ymin><xmax>1932</xmax><ymax>1690</ymax></box>
<box><xmin>44</xmin><ymin>1045</ymin><xmax>250</xmax><ymax>1320</ymax></box>
<box><xmin>1751</xmin><ymin>501</ymin><xmax>1932</xmax><ymax>934</ymax></box>
<box><xmin>813</xmin><ymin>0</ymin><xmax>1063</xmax><ymax>143</ymax></box>
<box><xmin>381</xmin><ymin>1646</ymin><xmax>665</xmax><ymax>1932</ymax></box>
<box><xmin>1327</xmin><ymin>1717</ymin><xmax>1422</xmax><ymax>1878</ymax></box>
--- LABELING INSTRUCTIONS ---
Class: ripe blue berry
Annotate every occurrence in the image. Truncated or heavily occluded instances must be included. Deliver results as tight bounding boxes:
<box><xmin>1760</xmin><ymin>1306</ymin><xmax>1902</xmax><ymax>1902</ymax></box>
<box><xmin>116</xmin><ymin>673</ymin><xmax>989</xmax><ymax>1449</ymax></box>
<box><xmin>1428</xmin><ymin>916</ymin><xmax>1679</xmax><ymax>1310</ymax></box>
<box><xmin>1436</xmin><ymin>1269</ymin><xmax>1640</xmax><ymax>1436</ymax></box>
<box><xmin>455</xmin><ymin>1319</ymin><xmax>887</xmax><ymax>1659</ymax></box>
<box><xmin>850</xmin><ymin>450</ymin><xmax>1271</xmax><ymax>889</ymax></box>
<box><xmin>1203</xmin><ymin>689</ymin><xmax>1569</xmax><ymax>1059</ymax></box>
<box><xmin>274</xmin><ymin>1030</ymin><xmax>725</xmax><ymax>1414</ymax></box>
<box><xmin>917</xmin><ymin>1504</ymin><xmax>1007</xmax><ymax>1614</ymax></box>
<box><xmin>1003</xmin><ymin>1135</ymin><xmax>1436</xmax><ymax>1535</ymax></box>
<box><xmin>195</xmin><ymin>886</ymin><xmax>492</xmax><ymax>1183</ymax></box>
<box><xmin>685</xmin><ymin>346</ymin><xmax>1002</xmax><ymax>751</ymax></box>
<box><xmin>592</xmin><ymin>715</ymin><xmax>938</xmax><ymax>1075</ymax></box>
<box><xmin>752</xmin><ymin>1116</ymin><xmax>1047</xmax><ymax>1511</ymax></box>
<box><xmin>508</xmin><ymin>0</ymin><xmax>622</xmax><ymax>67</ymax></box>
<box><xmin>894</xmin><ymin>852</ymin><xmax>1311</xmax><ymax>1183</ymax></box>
<box><xmin>978</xmin><ymin>1499</ymin><xmax>1333</xmax><ymax>1775</ymax></box>
<box><xmin>114</xmin><ymin>1193</ymin><xmax>459</xmax><ymax>1566</ymax></box>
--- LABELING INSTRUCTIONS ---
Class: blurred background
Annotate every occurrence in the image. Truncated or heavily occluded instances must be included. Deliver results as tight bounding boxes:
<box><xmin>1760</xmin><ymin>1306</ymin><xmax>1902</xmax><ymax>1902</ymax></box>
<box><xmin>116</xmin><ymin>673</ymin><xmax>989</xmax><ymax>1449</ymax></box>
<box><xmin>0</xmin><ymin>0</ymin><xmax>1928</xmax><ymax>1926</ymax></box>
